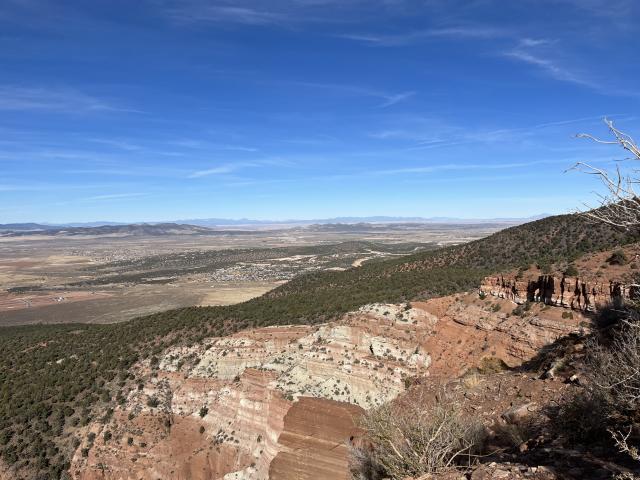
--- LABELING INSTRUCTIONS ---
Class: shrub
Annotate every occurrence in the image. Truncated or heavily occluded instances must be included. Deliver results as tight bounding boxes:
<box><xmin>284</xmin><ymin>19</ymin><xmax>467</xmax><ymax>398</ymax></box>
<box><xmin>491</xmin><ymin>420</ymin><xmax>539</xmax><ymax>449</ymax></box>
<box><xmin>554</xmin><ymin>307</ymin><xmax>640</xmax><ymax>459</ymax></box>
<box><xmin>608</xmin><ymin>250</ymin><xmax>628</xmax><ymax>266</ymax></box>
<box><xmin>593</xmin><ymin>302</ymin><xmax>626</xmax><ymax>329</ymax></box>
<box><xmin>587</xmin><ymin>319</ymin><xmax>640</xmax><ymax>417</ymax></box>
<box><xmin>146</xmin><ymin>396</ymin><xmax>159</xmax><ymax>408</ymax></box>
<box><xmin>350</xmin><ymin>393</ymin><xmax>486</xmax><ymax>478</ymax></box>
<box><xmin>512</xmin><ymin>302</ymin><xmax>531</xmax><ymax>317</ymax></box>
<box><xmin>477</xmin><ymin>357</ymin><xmax>509</xmax><ymax>374</ymax></box>
<box><xmin>462</xmin><ymin>372</ymin><xmax>482</xmax><ymax>390</ymax></box>
<box><xmin>538</xmin><ymin>261</ymin><xmax>552</xmax><ymax>274</ymax></box>
<box><xmin>564</xmin><ymin>264</ymin><xmax>579</xmax><ymax>277</ymax></box>
<box><xmin>199</xmin><ymin>406</ymin><xmax>208</xmax><ymax>418</ymax></box>
<box><xmin>551</xmin><ymin>390</ymin><xmax>609</xmax><ymax>443</ymax></box>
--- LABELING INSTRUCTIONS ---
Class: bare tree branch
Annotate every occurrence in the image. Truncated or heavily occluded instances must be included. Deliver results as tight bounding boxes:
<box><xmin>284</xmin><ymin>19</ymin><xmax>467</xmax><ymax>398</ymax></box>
<box><xmin>570</xmin><ymin>118</ymin><xmax>640</xmax><ymax>229</ymax></box>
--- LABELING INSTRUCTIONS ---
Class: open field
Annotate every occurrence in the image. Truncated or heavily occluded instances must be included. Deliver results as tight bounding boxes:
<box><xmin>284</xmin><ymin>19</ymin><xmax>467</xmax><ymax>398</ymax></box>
<box><xmin>0</xmin><ymin>222</ymin><xmax>509</xmax><ymax>325</ymax></box>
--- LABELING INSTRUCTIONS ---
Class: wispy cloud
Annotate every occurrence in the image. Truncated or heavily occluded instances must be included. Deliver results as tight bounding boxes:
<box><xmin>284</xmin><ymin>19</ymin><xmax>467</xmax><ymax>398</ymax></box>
<box><xmin>502</xmin><ymin>46</ymin><xmax>640</xmax><ymax>99</ymax></box>
<box><xmin>341</xmin><ymin>19</ymin><xmax>637</xmax><ymax>100</ymax></box>
<box><xmin>371</xmin><ymin>159</ymin><xmax>562</xmax><ymax>176</ymax></box>
<box><xmin>378</xmin><ymin>91</ymin><xmax>415</xmax><ymax>107</ymax></box>
<box><xmin>189</xmin><ymin>164</ymin><xmax>240</xmax><ymax>178</ymax></box>
<box><xmin>291</xmin><ymin>81</ymin><xmax>415</xmax><ymax>107</ymax></box>
<box><xmin>518</xmin><ymin>37</ymin><xmax>553</xmax><ymax>48</ymax></box>
<box><xmin>82</xmin><ymin>192</ymin><xmax>147</xmax><ymax>201</ymax></box>
<box><xmin>556</xmin><ymin>0</ymin><xmax>639</xmax><ymax>28</ymax></box>
<box><xmin>0</xmin><ymin>85</ymin><xmax>136</xmax><ymax>113</ymax></box>
<box><xmin>65</xmin><ymin>166</ymin><xmax>188</xmax><ymax>177</ymax></box>
<box><xmin>163</xmin><ymin>3</ymin><xmax>288</xmax><ymax>25</ymax></box>
<box><xmin>158</xmin><ymin>0</ymin><xmax>413</xmax><ymax>27</ymax></box>
<box><xmin>188</xmin><ymin>158</ymin><xmax>289</xmax><ymax>178</ymax></box>
<box><xmin>87</xmin><ymin>138</ymin><xmax>143</xmax><ymax>151</ymax></box>
<box><xmin>369</xmin><ymin>114</ymin><xmax>623</xmax><ymax>152</ymax></box>
<box><xmin>170</xmin><ymin>139</ymin><xmax>259</xmax><ymax>152</ymax></box>
<box><xmin>338</xmin><ymin>25</ymin><xmax>509</xmax><ymax>47</ymax></box>
<box><xmin>503</xmin><ymin>50</ymin><xmax>597</xmax><ymax>88</ymax></box>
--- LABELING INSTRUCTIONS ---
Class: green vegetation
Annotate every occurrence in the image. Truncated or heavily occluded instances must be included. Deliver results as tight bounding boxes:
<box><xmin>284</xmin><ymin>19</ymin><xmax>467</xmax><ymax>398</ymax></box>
<box><xmin>564</xmin><ymin>264</ymin><xmax>579</xmax><ymax>277</ymax></box>
<box><xmin>607</xmin><ymin>249</ymin><xmax>629</xmax><ymax>266</ymax></box>
<box><xmin>0</xmin><ymin>213</ymin><xmax>638</xmax><ymax>478</ymax></box>
<box><xmin>513</xmin><ymin>301</ymin><xmax>532</xmax><ymax>317</ymax></box>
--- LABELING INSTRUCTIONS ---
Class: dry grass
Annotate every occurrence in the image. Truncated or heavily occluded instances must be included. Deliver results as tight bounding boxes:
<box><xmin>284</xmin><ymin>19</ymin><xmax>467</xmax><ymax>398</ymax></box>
<box><xmin>477</xmin><ymin>356</ymin><xmax>509</xmax><ymax>374</ymax></box>
<box><xmin>462</xmin><ymin>372</ymin><xmax>483</xmax><ymax>389</ymax></box>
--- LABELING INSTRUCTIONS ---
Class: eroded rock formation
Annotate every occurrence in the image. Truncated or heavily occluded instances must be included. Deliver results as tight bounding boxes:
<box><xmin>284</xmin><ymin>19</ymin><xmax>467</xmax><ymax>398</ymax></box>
<box><xmin>68</xmin><ymin>294</ymin><xmax>588</xmax><ymax>480</ymax></box>
<box><xmin>70</xmin><ymin>304</ymin><xmax>436</xmax><ymax>480</ymax></box>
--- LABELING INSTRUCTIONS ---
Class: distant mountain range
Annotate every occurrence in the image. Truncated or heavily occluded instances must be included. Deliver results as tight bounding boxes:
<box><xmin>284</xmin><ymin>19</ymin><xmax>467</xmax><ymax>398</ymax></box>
<box><xmin>0</xmin><ymin>214</ymin><xmax>549</xmax><ymax>236</ymax></box>
<box><xmin>0</xmin><ymin>223</ymin><xmax>223</xmax><ymax>237</ymax></box>
<box><xmin>174</xmin><ymin>214</ymin><xmax>551</xmax><ymax>226</ymax></box>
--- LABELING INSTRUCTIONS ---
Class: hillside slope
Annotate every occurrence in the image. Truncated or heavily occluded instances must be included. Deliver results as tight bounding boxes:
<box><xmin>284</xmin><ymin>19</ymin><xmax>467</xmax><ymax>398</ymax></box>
<box><xmin>202</xmin><ymin>213</ymin><xmax>640</xmax><ymax>326</ymax></box>
<box><xmin>1</xmin><ymin>212</ymin><xmax>639</xmax><ymax>479</ymax></box>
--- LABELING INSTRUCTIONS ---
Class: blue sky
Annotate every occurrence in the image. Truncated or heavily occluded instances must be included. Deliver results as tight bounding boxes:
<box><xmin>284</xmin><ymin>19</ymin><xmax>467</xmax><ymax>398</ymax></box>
<box><xmin>1</xmin><ymin>0</ymin><xmax>639</xmax><ymax>223</ymax></box>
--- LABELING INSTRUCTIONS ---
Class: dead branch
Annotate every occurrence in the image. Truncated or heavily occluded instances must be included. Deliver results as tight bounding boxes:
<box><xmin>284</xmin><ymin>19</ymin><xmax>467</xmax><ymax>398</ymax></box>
<box><xmin>570</xmin><ymin>118</ymin><xmax>640</xmax><ymax>229</ymax></box>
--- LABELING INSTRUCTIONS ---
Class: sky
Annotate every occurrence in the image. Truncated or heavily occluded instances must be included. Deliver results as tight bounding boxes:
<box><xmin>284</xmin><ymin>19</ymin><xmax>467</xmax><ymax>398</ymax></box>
<box><xmin>1</xmin><ymin>0</ymin><xmax>639</xmax><ymax>223</ymax></box>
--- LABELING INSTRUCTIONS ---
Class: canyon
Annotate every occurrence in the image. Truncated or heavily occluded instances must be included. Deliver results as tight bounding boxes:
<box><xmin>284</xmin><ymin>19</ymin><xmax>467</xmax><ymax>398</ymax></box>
<box><xmin>69</xmin><ymin>291</ymin><xmax>587</xmax><ymax>479</ymax></box>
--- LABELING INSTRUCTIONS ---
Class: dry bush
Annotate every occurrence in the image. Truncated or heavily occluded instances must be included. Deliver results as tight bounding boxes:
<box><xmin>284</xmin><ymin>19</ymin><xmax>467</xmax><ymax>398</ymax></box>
<box><xmin>476</xmin><ymin>357</ymin><xmax>509</xmax><ymax>375</ymax></box>
<box><xmin>349</xmin><ymin>392</ymin><xmax>486</xmax><ymax>479</ymax></box>
<box><xmin>553</xmin><ymin>306</ymin><xmax>640</xmax><ymax>461</ymax></box>
<box><xmin>462</xmin><ymin>372</ymin><xmax>483</xmax><ymax>390</ymax></box>
<box><xmin>611</xmin><ymin>427</ymin><xmax>640</xmax><ymax>462</ymax></box>
<box><xmin>587</xmin><ymin>315</ymin><xmax>640</xmax><ymax>464</ymax></box>
<box><xmin>588</xmin><ymin>314</ymin><xmax>640</xmax><ymax>418</ymax></box>
<box><xmin>551</xmin><ymin>389</ymin><xmax>610</xmax><ymax>443</ymax></box>
<box><xmin>491</xmin><ymin>423</ymin><xmax>527</xmax><ymax>449</ymax></box>
<box><xmin>490</xmin><ymin>415</ymin><xmax>543</xmax><ymax>450</ymax></box>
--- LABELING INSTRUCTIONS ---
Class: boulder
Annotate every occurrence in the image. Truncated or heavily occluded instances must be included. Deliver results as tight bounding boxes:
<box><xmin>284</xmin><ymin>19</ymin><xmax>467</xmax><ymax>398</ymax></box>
<box><xmin>501</xmin><ymin>402</ymin><xmax>538</xmax><ymax>424</ymax></box>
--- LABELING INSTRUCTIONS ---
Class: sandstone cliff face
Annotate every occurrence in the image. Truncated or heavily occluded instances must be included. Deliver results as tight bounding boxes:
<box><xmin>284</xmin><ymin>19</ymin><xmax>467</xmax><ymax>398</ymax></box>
<box><xmin>69</xmin><ymin>297</ymin><xmax>585</xmax><ymax>480</ymax></box>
